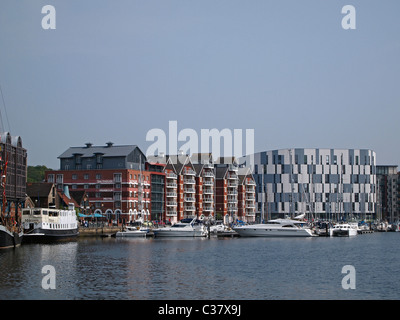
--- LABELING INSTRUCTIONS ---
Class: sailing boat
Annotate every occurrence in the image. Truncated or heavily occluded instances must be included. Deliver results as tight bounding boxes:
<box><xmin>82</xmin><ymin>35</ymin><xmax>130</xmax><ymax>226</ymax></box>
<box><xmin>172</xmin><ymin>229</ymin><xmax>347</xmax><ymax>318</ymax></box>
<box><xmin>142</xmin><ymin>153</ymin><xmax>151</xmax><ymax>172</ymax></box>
<box><xmin>0</xmin><ymin>154</ymin><xmax>23</xmax><ymax>249</ymax></box>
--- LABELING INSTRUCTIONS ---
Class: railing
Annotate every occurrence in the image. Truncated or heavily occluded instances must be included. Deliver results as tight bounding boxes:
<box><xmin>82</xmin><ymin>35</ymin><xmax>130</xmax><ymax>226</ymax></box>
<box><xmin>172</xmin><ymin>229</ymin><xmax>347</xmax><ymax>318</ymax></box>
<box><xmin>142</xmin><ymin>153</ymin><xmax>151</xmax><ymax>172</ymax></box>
<box><xmin>183</xmin><ymin>168</ymin><xmax>196</xmax><ymax>176</ymax></box>
<box><xmin>167</xmin><ymin>192</ymin><xmax>177</xmax><ymax>197</ymax></box>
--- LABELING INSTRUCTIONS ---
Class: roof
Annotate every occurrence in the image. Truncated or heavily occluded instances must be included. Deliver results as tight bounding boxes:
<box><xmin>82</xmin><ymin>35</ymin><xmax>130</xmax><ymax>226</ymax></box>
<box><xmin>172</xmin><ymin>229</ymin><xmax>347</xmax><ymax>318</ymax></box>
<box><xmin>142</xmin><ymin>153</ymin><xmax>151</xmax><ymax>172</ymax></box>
<box><xmin>26</xmin><ymin>183</ymin><xmax>54</xmax><ymax>198</ymax></box>
<box><xmin>58</xmin><ymin>144</ymin><xmax>140</xmax><ymax>158</ymax></box>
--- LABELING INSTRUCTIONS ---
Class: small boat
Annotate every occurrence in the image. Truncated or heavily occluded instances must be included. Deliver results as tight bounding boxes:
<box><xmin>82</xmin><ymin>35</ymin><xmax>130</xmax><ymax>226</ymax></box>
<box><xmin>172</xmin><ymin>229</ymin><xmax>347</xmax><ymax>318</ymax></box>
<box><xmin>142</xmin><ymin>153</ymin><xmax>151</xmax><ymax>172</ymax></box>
<box><xmin>114</xmin><ymin>222</ymin><xmax>152</xmax><ymax>238</ymax></box>
<box><xmin>22</xmin><ymin>204</ymin><xmax>79</xmax><ymax>242</ymax></box>
<box><xmin>233</xmin><ymin>218</ymin><xmax>313</xmax><ymax>237</ymax></box>
<box><xmin>153</xmin><ymin>217</ymin><xmax>208</xmax><ymax>237</ymax></box>
<box><xmin>329</xmin><ymin>223</ymin><xmax>358</xmax><ymax>237</ymax></box>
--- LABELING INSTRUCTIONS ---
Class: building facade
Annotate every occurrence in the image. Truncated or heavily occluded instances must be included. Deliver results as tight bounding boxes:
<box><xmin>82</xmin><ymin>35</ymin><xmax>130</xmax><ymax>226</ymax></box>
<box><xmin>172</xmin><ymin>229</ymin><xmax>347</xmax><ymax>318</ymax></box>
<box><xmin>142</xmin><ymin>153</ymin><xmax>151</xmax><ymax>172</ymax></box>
<box><xmin>0</xmin><ymin>132</ymin><xmax>27</xmax><ymax>222</ymax></box>
<box><xmin>376</xmin><ymin>165</ymin><xmax>399</xmax><ymax>223</ymax></box>
<box><xmin>242</xmin><ymin>148</ymin><xmax>377</xmax><ymax>221</ymax></box>
<box><xmin>45</xmin><ymin>143</ymin><xmax>151</xmax><ymax>223</ymax></box>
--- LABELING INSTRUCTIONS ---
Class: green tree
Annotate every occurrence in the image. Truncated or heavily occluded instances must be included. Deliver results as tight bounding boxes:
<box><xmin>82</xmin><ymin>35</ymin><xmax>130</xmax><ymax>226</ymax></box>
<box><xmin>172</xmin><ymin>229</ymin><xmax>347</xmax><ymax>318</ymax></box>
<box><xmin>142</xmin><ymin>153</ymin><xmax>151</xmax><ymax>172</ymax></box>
<box><xmin>27</xmin><ymin>165</ymin><xmax>52</xmax><ymax>183</ymax></box>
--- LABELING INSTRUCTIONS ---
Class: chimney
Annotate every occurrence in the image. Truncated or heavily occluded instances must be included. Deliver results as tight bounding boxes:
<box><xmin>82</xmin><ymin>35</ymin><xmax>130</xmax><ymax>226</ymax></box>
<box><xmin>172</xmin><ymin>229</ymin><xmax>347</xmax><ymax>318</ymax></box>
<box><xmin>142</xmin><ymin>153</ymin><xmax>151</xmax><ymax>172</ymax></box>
<box><xmin>106</xmin><ymin>142</ymin><xmax>114</xmax><ymax>148</ymax></box>
<box><xmin>85</xmin><ymin>142</ymin><xmax>93</xmax><ymax>148</ymax></box>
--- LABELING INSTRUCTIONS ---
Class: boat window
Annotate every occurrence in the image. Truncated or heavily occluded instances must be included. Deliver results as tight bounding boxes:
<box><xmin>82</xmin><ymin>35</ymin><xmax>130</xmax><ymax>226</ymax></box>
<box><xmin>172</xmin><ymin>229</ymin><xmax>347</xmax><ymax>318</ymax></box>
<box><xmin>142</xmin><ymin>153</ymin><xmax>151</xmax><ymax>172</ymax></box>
<box><xmin>33</xmin><ymin>210</ymin><xmax>41</xmax><ymax>215</ymax></box>
<box><xmin>282</xmin><ymin>225</ymin><xmax>293</xmax><ymax>228</ymax></box>
<box><xmin>43</xmin><ymin>210</ymin><xmax>48</xmax><ymax>215</ymax></box>
<box><xmin>49</xmin><ymin>211</ymin><xmax>59</xmax><ymax>217</ymax></box>
<box><xmin>22</xmin><ymin>210</ymin><xmax>31</xmax><ymax>215</ymax></box>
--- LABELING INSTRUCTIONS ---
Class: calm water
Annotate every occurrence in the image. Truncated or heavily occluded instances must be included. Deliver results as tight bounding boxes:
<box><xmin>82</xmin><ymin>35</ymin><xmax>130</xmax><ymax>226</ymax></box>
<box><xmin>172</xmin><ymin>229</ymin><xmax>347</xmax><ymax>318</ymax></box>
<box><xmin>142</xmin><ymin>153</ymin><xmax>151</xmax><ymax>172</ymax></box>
<box><xmin>0</xmin><ymin>232</ymin><xmax>399</xmax><ymax>300</ymax></box>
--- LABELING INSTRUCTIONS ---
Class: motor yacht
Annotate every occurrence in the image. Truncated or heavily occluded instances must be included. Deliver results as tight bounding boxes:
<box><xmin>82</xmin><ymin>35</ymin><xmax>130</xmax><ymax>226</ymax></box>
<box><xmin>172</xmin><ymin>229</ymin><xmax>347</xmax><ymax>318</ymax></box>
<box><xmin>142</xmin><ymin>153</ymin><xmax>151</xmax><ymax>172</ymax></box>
<box><xmin>233</xmin><ymin>218</ymin><xmax>313</xmax><ymax>237</ymax></box>
<box><xmin>153</xmin><ymin>218</ymin><xmax>208</xmax><ymax>237</ymax></box>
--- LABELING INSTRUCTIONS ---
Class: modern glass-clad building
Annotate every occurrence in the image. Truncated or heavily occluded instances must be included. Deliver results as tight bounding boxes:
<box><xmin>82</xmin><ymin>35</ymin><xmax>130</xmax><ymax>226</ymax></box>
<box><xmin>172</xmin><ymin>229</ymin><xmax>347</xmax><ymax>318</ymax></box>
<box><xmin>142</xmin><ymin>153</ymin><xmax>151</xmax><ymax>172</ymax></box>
<box><xmin>242</xmin><ymin>148</ymin><xmax>377</xmax><ymax>221</ymax></box>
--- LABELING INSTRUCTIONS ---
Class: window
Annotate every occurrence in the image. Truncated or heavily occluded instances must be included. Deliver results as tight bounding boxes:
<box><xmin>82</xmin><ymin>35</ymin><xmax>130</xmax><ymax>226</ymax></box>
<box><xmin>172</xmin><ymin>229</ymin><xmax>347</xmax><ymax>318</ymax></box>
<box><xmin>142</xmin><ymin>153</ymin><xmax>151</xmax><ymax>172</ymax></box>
<box><xmin>326</xmin><ymin>155</ymin><xmax>329</xmax><ymax>165</ymax></box>
<box><xmin>72</xmin><ymin>174</ymin><xmax>77</xmax><ymax>180</ymax></box>
<box><xmin>47</xmin><ymin>174</ymin><xmax>54</xmax><ymax>183</ymax></box>
<box><xmin>96</xmin><ymin>174</ymin><xmax>101</xmax><ymax>179</ymax></box>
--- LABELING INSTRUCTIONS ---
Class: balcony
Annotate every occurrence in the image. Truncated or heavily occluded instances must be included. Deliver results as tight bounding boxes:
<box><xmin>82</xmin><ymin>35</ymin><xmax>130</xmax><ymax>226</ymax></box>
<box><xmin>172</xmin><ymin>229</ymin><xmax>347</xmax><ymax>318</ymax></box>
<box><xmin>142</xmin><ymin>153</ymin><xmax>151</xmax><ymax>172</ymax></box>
<box><xmin>203</xmin><ymin>206</ymin><xmax>213</xmax><ymax>212</ymax></box>
<box><xmin>166</xmin><ymin>192</ymin><xmax>177</xmax><ymax>197</ymax></box>
<box><xmin>203</xmin><ymin>188</ymin><xmax>213</xmax><ymax>194</ymax></box>
<box><xmin>228</xmin><ymin>181</ymin><xmax>238</xmax><ymax>187</ymax></box>
<box><xmin>203</xmin><ymin>171</ymin><xmax>214</xmax><ymax>178</ymax></box>
<box><xmin>227</xmin><ymin>173</ymin><xmax>237</xmax><ymax>180</ymax></box>
<box><xmin>203</xmin><ymin>197</ymin><xmax>213</xmax><ymax>203</ymax></box>
<box><xmin>184</xmin><ymin>178</ymin><xmax>195</xmax><ymax>184</ymax></box>
<box><xmin>166</xmin><ymin>172</ymin><xmax>177</xmax><ymax>179</ymax></box>
<box><xmin>183</xmin><ymin>168</ymin><xmax>196</xmax><ymax>176</ymax></box>
<box><xmin>184</xmin><ymin>187</ymin><xmax>195</xmax><ymax>193</ymax></box>
<box><xmin>166</xmin><ymin>201</ymin><xmax>177</xmax><ymax>207</ymax></box>
<box><xmin>166</xmin><ymin>210</ymin><xmax>177</xmax><ymax>216</ymax></box>
<box><xmin>166</xmin><ymin>182</ymin><xmax>177</xmax><ymax>188</ymax></box>
<box><xmin>184</xmin><ymin>197</ymin><xmax>195</xmax><ymax>202</ymax></box>
<box><xmin>184</xmin><ymin>205</ymin><xmax>196</xmax><ymax>211</ymax></box>
<box><xmin>203</xmin><ymin>180</ymin><xmax>213</xmax><ymax>186</ymax></box>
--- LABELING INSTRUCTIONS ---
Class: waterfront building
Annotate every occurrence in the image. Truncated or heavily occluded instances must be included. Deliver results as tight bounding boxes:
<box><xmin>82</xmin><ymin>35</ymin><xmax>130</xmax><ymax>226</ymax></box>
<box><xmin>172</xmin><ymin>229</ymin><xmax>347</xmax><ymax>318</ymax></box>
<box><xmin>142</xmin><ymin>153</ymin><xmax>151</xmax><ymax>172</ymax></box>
<box><xmin>191</xmin><ymin>153</ymin><xmax>215</xmax><ymax>219</ymax></box>
<box><xmin>376</xmin><ymin>165</ymin><xmax>399</xmax><ymax>223</ymax></box>
<box><xmin>242</xmin><ymin>148</ymin><xmax>377</xmax><ymax>221</ymax></box>
<box><xmin>0</xmin><ymin>132</ymin><xmax>27</xmax><ymax>216</ymax></box>
<box><xmin>215</xmin><ymin>157</ymin><xmax>239</xmax><ymax>224</ymax></box>
<box><xmin>45</xmin><ymin>142</ymin><xmax>151</xmax><ymax>223</ymax></box>
<box><xmin>237</xmin><ymin>167</ymin><xmax>256</xmax><ymax>223</ymax></box>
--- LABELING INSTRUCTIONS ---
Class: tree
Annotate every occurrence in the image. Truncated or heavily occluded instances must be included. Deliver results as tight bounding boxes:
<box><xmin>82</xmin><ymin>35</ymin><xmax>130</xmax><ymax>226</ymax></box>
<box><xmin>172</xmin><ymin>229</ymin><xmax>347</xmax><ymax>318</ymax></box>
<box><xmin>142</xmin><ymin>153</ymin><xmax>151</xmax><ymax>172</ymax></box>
<box><xmin>27</xmin><ymin>165</ymin><xmax>52</xmax><ymax>183</ymax></box>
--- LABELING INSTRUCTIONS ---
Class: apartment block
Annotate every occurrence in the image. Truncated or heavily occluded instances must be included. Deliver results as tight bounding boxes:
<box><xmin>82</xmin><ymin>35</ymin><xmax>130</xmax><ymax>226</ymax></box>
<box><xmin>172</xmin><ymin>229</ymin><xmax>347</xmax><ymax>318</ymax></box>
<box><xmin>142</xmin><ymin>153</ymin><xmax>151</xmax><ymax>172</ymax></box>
<box><xmin>242</xmin><ymin>148</ymin><xmax>377</xmax><ymax>221</ymax></box>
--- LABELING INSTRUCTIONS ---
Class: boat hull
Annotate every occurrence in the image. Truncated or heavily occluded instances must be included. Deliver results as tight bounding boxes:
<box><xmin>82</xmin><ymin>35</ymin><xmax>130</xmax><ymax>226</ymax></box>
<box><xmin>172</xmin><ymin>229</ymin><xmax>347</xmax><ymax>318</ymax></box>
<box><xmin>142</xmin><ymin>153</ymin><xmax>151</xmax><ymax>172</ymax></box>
<box><xmin>153</xmin><ymin>229</ymin><xmax>207</xmax><ymax>237</ymax></box>
<box><xmin>234</xmin><ymin>226</ymin><xmax>313</xmax><ymax>237</ymax></box>
<box><xmin>22</xmin><ymin>228</ymin><xmax>79</xmax><ymax>243</ymax></box>
<box><xmin>115</xmin><ymin>231</ymin><xmax>149</xmax><ymax>237</ymax></box>
<box><xmin>0</xmin><ymin>226</ymin><xmax>23</xmax><ymax>249</ymax></box>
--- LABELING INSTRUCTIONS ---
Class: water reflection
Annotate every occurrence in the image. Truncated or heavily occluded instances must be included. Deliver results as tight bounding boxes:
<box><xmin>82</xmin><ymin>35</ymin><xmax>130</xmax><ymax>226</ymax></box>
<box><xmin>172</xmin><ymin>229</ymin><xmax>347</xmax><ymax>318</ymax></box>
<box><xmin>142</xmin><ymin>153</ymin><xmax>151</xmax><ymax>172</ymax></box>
<box><xmin>0</xmin><ymin>233</ymin><xmax>399</xmax><ymax>299</ymax></box>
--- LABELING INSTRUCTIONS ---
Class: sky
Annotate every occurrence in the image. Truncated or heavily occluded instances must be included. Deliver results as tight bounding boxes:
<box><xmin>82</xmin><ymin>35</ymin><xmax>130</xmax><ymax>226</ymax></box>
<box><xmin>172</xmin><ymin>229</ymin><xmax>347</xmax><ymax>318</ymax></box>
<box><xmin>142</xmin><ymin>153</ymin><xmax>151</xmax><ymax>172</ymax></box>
<box><xmin>0</xmin><ymin>0</ymin><xmax>399</xmax><ymax>170</ymax></box>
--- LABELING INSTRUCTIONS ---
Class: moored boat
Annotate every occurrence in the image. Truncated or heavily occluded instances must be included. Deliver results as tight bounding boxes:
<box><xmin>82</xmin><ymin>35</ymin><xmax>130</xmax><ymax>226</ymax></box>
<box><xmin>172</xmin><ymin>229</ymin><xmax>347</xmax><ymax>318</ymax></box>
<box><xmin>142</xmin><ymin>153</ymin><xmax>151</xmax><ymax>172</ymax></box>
<box><xmin>22</xmin><ymin>204</ymin><xmax>79</xmax><ymax>242</ymax></box>
<box><xmin>233</xmin><ymin>218</ymin><xmax>313</xmax><ymax>237</ymax></box>
<box><xmin>153</xmin><ymin>217</ymin><xmax>208</xmax><ymax>237</ymax></box>
<box><xmin>329</xmin><ymin>223</ymin><xmax>358</xmax><ymax>237</ymax></box>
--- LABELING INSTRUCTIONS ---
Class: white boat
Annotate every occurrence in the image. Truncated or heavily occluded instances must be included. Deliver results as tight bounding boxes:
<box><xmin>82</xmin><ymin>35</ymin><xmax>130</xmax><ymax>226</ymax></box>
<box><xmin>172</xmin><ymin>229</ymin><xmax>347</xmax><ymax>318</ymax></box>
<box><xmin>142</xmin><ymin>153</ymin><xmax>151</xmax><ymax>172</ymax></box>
<box><xmin>115</xmin><ymin>222</ymin><xmax>152</xmax><ymax>238</ymax></box>
<box><xmin>153</xmin><ymin>218</ymin><xmax>208</xmax><ymax>237</ymax></box>
<box><xmin>22</xmin><ymin>204</ymin><xmax>79</xmax><ymax>242</ymax></box>
<box><xmin>233</xmin><ymin>218</ymin><xmax>313</xmax><ymax>237</ymax></box>
<box><xmin>329</xmin><ymin>223</ymin><xmax>358</xmax><ymax>237</ymax></box>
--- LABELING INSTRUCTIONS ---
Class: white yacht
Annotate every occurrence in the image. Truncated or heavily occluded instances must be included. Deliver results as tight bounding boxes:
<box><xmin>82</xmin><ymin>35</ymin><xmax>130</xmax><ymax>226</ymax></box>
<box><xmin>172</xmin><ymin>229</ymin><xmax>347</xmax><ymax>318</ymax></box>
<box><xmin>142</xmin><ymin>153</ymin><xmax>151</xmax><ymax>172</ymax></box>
<box><xmin>329</xmin><ymin>223</ymin><xmax>358</xmax><ymax>237</ymax></box>
<box><xmin>233</xmin><ymin>218</ymin><xmax>313</xmax><ymax>237</ymax></box>
<box><xmin>115</xmin><ymin>221</ymin><xmax>152</xmax><ymax>238</ymax></box>
<box><xmin>22</xmin><ymin>204</ymin><xmax>79</xmax><ymax>242</ymax></box>
<box><xmin>153</xmin><ymin>218</ymin><xmax>208</xmax><ymax>237</ymax></box>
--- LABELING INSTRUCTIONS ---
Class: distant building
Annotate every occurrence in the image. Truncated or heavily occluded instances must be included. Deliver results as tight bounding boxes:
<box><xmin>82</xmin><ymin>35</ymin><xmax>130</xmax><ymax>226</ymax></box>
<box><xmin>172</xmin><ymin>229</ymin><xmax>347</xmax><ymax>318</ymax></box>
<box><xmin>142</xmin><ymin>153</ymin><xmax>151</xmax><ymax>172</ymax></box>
<box><xmin>0</xmin><ymin>132</ymin><xmax>27</xmax><ymax>219</ymax></box>
<box><xmin>376</xmin><ymin>165</ymin><xmax>399</xmax><ymax>222</ymax></box>
<box><xmin>242</xmin><ymin>148</ymin><xmax>377</xmax><ymax>221</ymax></box>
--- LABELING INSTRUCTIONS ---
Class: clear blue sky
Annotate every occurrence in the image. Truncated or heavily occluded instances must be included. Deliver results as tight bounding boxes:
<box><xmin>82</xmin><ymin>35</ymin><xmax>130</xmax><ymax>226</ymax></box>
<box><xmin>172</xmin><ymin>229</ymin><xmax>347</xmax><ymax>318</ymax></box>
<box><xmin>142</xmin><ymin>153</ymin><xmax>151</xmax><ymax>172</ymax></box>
<box><xmin>0</xmin><ymin>0</ymin><xmax>399</xmax><ymax>169</ymax></box>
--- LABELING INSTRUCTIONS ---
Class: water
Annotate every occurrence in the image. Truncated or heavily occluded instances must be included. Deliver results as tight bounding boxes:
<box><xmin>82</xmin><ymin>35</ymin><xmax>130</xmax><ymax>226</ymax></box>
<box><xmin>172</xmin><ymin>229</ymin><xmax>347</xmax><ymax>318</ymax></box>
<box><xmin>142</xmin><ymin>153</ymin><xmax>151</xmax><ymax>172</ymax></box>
<box><xmin>0</xmin><ymin>232</ymin><xmax>399</xmax><ymax>300</ymax></box>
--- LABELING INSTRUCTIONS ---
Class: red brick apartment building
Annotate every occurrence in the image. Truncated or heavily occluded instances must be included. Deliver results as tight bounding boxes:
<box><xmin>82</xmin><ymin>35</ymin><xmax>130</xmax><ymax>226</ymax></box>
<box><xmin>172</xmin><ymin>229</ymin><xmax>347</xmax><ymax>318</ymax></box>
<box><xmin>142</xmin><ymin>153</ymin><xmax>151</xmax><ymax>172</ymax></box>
<box><xmin>46</xmin><ymin>143</ymin><xmax>256</xmax><ymax>225</ymax></box>
<box><xmin>45</xmin><ymin>143</ymin><xmax>155</xmax><ymax>223</ymax></box>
